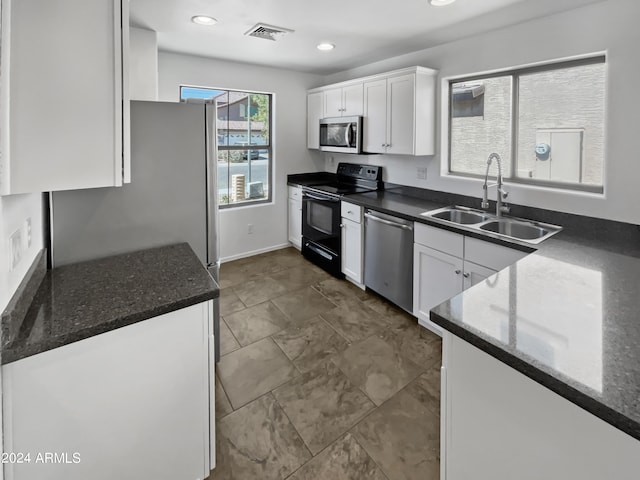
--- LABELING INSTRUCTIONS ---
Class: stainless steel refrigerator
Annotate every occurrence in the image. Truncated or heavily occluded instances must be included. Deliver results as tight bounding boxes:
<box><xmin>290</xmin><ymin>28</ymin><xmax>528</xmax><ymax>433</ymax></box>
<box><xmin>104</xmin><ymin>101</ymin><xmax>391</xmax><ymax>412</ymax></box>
<box><xmin>50</xmin><ymin>100</ymin><xmax>221</xmax><ymax>356</ymax></box>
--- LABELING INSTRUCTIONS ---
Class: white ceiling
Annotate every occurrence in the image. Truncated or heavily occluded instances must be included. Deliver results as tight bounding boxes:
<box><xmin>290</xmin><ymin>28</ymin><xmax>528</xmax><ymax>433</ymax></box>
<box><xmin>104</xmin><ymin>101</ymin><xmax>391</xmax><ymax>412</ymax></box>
<box><xmin>130</xmin><ymin>0</ymin><xmax>603</xmax><ymax>75</ymax></box>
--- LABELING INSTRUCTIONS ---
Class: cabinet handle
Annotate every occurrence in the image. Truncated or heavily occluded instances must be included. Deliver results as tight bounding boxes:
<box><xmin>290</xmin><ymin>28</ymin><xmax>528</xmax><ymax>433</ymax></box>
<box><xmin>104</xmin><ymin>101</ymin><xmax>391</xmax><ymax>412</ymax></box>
<box><xmin>463</xmin><ymin>272</ymin><xmax>470</xmax><ymax>278</ymax></box>
<box><xmin>339</xmin><ymin>224</ymin><xmax>345</xmax><ymax>228</ymax></box>
<box><xmin>347</xmin><ymin>210</ymin><xmax>353</xmax><ymax>214</ymax></box>
<box><xmin>455</xmin><ymin>269</ymin><xmax>461</xmax><ymax>275</ymax></box>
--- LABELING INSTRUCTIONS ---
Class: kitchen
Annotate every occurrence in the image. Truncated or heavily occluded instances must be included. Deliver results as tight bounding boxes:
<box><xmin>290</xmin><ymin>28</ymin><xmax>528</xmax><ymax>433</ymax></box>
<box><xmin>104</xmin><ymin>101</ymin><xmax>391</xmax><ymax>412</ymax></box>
<box><xmin>1</xmin><ymin>0</ymin><xmax>640</xmax><ymax>479</ymax></box>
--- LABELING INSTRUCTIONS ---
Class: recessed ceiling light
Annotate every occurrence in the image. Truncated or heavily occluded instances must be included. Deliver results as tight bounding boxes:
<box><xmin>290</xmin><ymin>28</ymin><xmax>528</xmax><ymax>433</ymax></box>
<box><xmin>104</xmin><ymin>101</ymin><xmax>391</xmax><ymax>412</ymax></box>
<box><xmin>429</xmin><ymin>0</ymin><xmax>456</xmax><ymax>6</ymax></box>
<box><xmin>317</xmin><ymin>43</ymin><xmax>335</xmax><ymax>51</ymax></box>
<box><xmin>191</xmin><ymin>15</ymin><xmax>218</xmax><ymax>26</ymax></box>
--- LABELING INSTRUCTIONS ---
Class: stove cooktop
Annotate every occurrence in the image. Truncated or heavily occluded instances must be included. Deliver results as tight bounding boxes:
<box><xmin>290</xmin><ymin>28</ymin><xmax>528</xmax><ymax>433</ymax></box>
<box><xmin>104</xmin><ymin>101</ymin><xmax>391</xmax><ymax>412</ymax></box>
<box><xmin>303</xmin><ymin>183</ymin><xmax>377</xmax><ymax>197</ymax></box>
<box><xmin>302</xmin><ymin>163</ymin><xmax>383</xmax><ymax>198</ymax></box>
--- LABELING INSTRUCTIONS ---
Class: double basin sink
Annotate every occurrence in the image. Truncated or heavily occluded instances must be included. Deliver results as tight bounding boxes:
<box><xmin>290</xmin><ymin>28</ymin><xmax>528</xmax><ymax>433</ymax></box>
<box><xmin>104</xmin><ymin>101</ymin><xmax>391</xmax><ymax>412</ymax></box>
<box><xmin>422</xmin><ymin>206</ymin><xmax>562</xmax><ymax>244</ymax></box>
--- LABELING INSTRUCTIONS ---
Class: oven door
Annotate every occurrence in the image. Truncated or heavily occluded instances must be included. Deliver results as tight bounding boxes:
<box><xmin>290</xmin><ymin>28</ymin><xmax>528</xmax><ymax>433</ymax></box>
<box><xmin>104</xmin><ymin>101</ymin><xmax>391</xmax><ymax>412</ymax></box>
<box><xmin>302</xmin><ymin>190</ymin><xmax>341</xmax><ymax>255</ymax></box>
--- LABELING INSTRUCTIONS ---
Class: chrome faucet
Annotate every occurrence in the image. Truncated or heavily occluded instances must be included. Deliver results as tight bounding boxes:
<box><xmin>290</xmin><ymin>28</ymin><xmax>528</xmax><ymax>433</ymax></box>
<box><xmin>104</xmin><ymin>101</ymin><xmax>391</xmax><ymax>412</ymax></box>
<box><xmin>481</xmin><ymin>153</ymin><xmax>510</xmax><ymax>217</ymax></box>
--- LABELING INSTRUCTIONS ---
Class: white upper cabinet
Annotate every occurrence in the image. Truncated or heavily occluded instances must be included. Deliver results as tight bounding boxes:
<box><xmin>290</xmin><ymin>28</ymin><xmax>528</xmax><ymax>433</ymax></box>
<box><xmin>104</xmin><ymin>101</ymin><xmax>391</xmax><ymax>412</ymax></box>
<box><xmin>307</xmin><ymin>91</ymin><xmax>323</xmax><ymax>149</ymax></box>
<box><xmin>0</xmin><ymin>0</ymin><xmax>130</xmax><ymax>195</ymax></box>
<box><xmin>308</xmin><ymin>66</ymin><xmax>436</xmax><ymax>156</ymax></box>
<box><xmin>364</xmin><ymin>69</ymin><xmax>436</xmax><ymax>155</ymax></box>
<box><xmin>323</xmin><ymin>83</ymin><xmax>363</xmax><ymax>118</ymax></box>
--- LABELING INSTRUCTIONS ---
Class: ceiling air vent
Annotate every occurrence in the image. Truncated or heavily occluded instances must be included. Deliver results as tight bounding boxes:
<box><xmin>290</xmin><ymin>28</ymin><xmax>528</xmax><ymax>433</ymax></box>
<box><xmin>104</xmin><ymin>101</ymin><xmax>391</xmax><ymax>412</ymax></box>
<box><xmin>244</xmin><ymin>23</ymin><xmax>294</xmax><ymax>41</ymax></box>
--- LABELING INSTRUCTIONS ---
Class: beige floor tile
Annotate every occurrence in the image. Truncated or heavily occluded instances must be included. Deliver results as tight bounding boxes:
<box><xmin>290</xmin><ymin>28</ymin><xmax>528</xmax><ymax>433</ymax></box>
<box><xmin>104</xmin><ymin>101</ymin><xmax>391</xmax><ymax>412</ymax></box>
<box><xmin>215</xmin><ymin>373</ymin><xmax>233</xmax><ymax>419</ymax></box>
<box><xmin>271</xmin><ymin>287</ymin><xmax>337</xmax><ymax>323</ymax></box>
<box><xmin>219</xmin><ymin>287</ymin><xmax>246</xmax><ymax>316</ymax></box>
<box><xmin>332</xmin><ymin>335</ymin><xmax>423</xmax><ymax>406</ymax></box>
<box><xmin>320</xmin><ymin>300</ymin><xmax>388</xmax><ymax>343</ymax></box>
<box><xmin>272</xmin><ymin>317</ymin><xmax>349</xmax><ymax>373</ymax></box>
<box><xmin>224</xmin><ymin>301</ymin><xmax>290</xmax><ymax>346</ymax></box>
<box><xmin>381</xmin><ymin>322</ymin><xmax>443</xmax><ymax>370</ymax></box>
<box><xmin>288</xmin><ymin>433</ymin><xmax>388</xmax><ymax>480</ymax></box>
<box><xmin>269</xmin><ymin>265</ymin><xmax>329</xmax><ymax>293</ymax></box>
<box><xmin>219</xmin><ymin>318</ymin><xmax>240</xmax><ymax>356</ymax></box>
<box><xmin>353</xmin><ymin>382</ymin><xmax>440</xmax><ymax>480</ymax></box>
<box><xmin>312</xmin><ymin>278</ymin><xmax>369</xmax><ymax>307</ymax></box>
<box><xmin>217</xmin><ymin>338</ymin><xmax>299</xmax><ymax>409</ymax></box>
<box><xmin>232</xmin><ymin>276</ymin><xmax>289</xmax><ymax>307</ymax></box>
<box><xmin>273</xmin><ymin>362</ymin><xmax>375</xmax><ymax>455</ymax></box>
<box><xmin>212</xmin><ymin>394</ymin><xmax>311</xmax><ymax>480</ymax></box>
<box><xmin>405</xmin><ymin>367</ymin><xmax>441</xmax><ymax>416</ymax></box>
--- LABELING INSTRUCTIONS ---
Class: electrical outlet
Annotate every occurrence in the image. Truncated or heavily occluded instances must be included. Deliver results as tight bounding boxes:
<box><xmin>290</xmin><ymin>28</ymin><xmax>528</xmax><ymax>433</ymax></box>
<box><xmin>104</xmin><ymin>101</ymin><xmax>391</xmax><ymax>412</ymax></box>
<box><xmin>328</xmin><ymin>156</ymin><xmax>335</xmax><ymax>164</ymax></box>
<box><xmin>25</xmin><ymin>217</ymin><xmax>32</xmax><ymax>248</ymax></box>
<box><xmin>417</xmin><ymin>167</ymin><xmax>428</xmax><ymax>180</ymax></box>
<box><xmin>10</xmin><ymin>229</ymin><xmax>22</xmax><ymax>271</ymax></box>
<box><xmin>247</xmin><ymin>224</ymin><xmax>253</xmax><ymax>234</ymax></box>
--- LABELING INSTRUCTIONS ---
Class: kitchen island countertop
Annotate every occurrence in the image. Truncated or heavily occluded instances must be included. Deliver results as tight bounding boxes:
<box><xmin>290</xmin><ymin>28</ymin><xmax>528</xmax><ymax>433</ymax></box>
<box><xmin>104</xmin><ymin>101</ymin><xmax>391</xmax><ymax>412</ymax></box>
<box><xmin>1</xmin><ymin>243</ymin><xmax>219</xmax><ymax>365</ymax></box>
<box><xmin>345</xmin><ymin>188</ymin><xmax>640</xmax><ymax>441</ymax></box>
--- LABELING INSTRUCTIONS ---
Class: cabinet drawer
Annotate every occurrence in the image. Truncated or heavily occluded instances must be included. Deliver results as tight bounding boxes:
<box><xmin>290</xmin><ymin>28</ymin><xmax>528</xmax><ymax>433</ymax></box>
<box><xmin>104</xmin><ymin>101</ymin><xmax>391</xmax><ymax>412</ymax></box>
<box><xmin>341</xmin><ymin>202</ymin><xmax>362</xmax><ymax>223</ymax></box>
<box><xmin>288</xmin><ymin>186</ymin><xmax>302</xmax><ymax>201</ymax></box>
<box><xmin>415</xmin><ymin>223</ymin><xmax>463</xmax><ymax>258</ymax></box>
<box><xmin>464</xmin><ymin>237</ymin><xmax>529</xmax><ymax>272</ymax></box>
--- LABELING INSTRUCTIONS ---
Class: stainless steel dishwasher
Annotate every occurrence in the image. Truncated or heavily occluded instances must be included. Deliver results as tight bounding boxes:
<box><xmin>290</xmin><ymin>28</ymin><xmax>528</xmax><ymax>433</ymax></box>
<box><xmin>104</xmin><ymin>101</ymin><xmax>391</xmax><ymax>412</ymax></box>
<box><xmin>364</xmin><ymin>209</ymin><xmax>414</xmax><ymax>312</ymax></box>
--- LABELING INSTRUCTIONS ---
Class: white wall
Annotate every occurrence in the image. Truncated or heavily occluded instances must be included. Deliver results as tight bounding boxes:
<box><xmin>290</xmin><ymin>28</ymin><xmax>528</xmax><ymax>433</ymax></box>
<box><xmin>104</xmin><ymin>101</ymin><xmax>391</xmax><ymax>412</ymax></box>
<box><xmin>158</xmin><ymin>52</ymin><xmax>324</xmax><ymax>261</ymax></box>
<box><xmin>129</xmin><ymin>27</ymin><xmax>158</xmax><ymax>101</ymax></box>
<box><xmin>0</xmin><ymin>193</ymin><xmax>43</xmax><ymax>312</ymax></box>
<box><xmin>322</xmin><ymin>0</ymin><xmax>640</xmax><ymax>225</ymax></box>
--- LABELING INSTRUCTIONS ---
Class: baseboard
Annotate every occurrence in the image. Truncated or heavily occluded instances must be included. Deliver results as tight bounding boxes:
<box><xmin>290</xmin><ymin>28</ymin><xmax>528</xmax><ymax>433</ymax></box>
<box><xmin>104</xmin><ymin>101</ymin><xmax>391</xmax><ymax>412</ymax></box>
<box><xmin>220</xmin><ymin>243</ymin><xmax>291</xmax><ymax>263</ymax></box>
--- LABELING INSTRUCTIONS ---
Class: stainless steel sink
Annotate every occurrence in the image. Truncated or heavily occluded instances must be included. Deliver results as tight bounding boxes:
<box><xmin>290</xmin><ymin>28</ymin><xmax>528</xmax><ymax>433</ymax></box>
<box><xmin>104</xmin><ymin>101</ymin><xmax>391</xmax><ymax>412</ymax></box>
<box><xmin>422</xmin><ymin>206</ymin><xmax>491</xmax><ymax>225</ymax></box>
<box><xmin>421</xmin><ymin>205</ymin><xmax>562</xmax><ymax>244</ymax></box>
<box><xmin>480</xmin><ymin>220</ymin><xmax>551</xmax><ymax>240</ymax></box>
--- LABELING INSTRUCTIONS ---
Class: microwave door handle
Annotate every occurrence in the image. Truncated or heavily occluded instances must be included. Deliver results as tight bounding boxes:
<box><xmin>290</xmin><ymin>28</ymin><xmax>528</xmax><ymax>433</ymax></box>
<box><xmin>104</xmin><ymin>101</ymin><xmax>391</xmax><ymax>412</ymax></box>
<box><xmin>345</xmin><ymin>124</ymin><xmax>351</xmax><ymax>147</ymax></box>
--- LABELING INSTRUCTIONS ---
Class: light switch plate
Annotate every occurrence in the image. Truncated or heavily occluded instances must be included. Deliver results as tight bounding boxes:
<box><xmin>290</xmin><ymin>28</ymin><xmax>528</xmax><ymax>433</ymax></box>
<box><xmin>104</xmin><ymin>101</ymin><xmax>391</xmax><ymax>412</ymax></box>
<box><xmin>417</xmin><ymin>167</ymin><xmax>428</xmax><ymax>180</ymax></box>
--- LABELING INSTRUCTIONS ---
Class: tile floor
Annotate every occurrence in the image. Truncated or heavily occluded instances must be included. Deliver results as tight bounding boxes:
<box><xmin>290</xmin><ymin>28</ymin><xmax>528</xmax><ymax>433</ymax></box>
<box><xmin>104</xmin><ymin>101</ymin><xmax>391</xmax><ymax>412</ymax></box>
<box><xmin>210</xmin><ymin>247</ymin><xmax>442</xmax><ymax>480</ymax></box>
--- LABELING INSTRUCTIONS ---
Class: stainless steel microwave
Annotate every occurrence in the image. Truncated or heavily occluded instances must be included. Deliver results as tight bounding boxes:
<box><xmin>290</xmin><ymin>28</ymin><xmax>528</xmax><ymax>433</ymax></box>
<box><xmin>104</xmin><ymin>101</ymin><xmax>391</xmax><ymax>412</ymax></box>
<box><xmin>319</xmin><ymin>116</ymin><xmax>362</xmax><ymax>154</ymax></box>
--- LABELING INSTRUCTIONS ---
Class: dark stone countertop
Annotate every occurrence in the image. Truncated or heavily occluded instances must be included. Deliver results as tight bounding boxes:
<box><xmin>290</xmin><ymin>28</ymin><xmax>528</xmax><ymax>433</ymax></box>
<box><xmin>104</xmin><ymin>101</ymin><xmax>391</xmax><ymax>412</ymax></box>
<box><xmin>1</xmin><ymin>243</ymin><xmax>219</xmax><ymax>365</ymax></box>
<box><xmin>287</xmin><ymin>172</ymin><xmax>337</xmax><ymax>188</ymax></box>
<box><xmin>344</xmin><ymin>188</ymin><xmax>640</xmax><ymax>441</ymax></box>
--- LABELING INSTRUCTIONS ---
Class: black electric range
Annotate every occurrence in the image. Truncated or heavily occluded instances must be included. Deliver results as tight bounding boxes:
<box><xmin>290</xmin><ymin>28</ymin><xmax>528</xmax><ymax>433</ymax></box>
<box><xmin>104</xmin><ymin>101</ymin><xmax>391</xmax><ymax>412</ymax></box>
<box><xmin>301</xmin><ymin>163</ymin><xmax>382</xmax><ymax>277</ymax></box>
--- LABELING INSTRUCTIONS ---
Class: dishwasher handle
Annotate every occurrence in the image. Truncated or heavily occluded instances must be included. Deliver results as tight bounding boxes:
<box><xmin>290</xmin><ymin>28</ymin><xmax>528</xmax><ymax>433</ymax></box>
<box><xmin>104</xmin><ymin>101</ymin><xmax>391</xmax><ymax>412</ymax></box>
<box><xmin>364</xmin><ymin>212</ymin><xmax>413</xmax><ymax>230</ymax></box>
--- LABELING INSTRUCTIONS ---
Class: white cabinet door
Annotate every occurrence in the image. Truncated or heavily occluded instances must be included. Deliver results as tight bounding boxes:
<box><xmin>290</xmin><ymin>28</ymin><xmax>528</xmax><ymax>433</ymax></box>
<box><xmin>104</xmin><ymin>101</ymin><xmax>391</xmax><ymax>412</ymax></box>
<box><xmin>323</xmin><ymin>87</ymin><xmax>343</xmax><ymax>117</ymax></box>
<box><xmin>2</xmin><ymin>302</ymin><xmax>212</xmax><ymax>480</ymax></box>
<box><xmin>307</xmin><ymin>92</ymin><xmax>323</xmax><ymax>149</ymax></box>
<box><xmin>1</xmin><ymin>0</ymin><xmax>130</xmax><ymax>195</ymax></box>
<box><xmin>363</xmin><ymin>79</ymin><xmax>388</xmax><ymax>153</ymax></box>
<box><xmin>288</xmin><ymin>197</ymin><xmax>302</xmax><ymax>249</ymax></box>
<box><xmin>413</xmin><ymin>243</ymin><xmax>463</xmax><ymax>335</ymax></box>
<box><xmin>341</xmin><ymin>217</ymin><xmax>363</xmax><ymax>284</ymax></box>
<box><xmin>342</xmin><ymin>83</ymin><xmax>364</xmax><ymax>116</ymax></box>
<box><xmin>463</xmin><ymin>260</ymin><xmax>497</xmax><ymax>290</ymax></box>
<box><xmin>387</xmin><ymin>73</ymin><xmax>416</xmax><ymax>155</ymax></box>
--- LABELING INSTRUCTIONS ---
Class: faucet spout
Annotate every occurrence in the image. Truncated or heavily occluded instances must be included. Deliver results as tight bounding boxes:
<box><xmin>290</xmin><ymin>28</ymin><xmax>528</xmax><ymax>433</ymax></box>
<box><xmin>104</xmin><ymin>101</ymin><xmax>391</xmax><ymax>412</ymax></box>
<box><xmin>481</xmin><ymin>153</ymin><xmax>509</xmax><ymax>217</ymax></box>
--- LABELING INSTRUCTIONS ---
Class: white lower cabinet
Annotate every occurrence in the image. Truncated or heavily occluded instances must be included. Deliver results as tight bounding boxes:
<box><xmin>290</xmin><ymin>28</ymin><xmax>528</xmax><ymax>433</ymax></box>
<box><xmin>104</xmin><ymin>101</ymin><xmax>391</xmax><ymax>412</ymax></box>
<box><xmin>288</xmin><ymin>186</ymin><xmax>302</xmax><ymax>249</ymax></box>
<box><xmin>2</xmin><ymin>302</ymin><xmax>214</xmax><ymax>480</ymax></box>
<box><xmin>341</xmin><ymin>201</ymin><xmax>364</xmax><ymax>287</ymax></box>
<box><xmin>413</xmin><ymin>223</ymin><xmax>527</xmax><ymax>335</ymax></box>
<box><xmin>441</xmin><ymin>333</ymin><xmax>640</xmax><ymax>480</ymax></box>
<box><xmin>413</xmin><ymin>244</ymin><xmax>463</xmax><ymax>335</ymax></box>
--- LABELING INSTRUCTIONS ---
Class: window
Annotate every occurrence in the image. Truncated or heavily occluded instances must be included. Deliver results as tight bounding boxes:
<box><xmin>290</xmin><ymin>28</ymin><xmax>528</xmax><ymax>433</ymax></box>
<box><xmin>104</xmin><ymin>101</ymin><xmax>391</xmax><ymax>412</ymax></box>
<box><xmin>448</xmin><ymin>56</ymin><xmax>605</xmax><ymax>192</ymax></box>
<box><xmin>180</xmin><ymin>86</ymin><xmax>273</xmax><ymax>207</ymax></box>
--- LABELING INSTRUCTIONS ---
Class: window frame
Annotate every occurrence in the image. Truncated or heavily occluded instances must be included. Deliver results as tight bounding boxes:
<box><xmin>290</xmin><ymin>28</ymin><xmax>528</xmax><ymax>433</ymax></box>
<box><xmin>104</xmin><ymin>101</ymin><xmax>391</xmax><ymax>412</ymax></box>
<box><xmin>179</xmin><ymin>85</ymin><xmax>274</xmax><ymax>209</ymax></box>
<box><xmin>447</xmin><ymin>55</ymin><xmax>606</xmax><ymax>194</ymax></box>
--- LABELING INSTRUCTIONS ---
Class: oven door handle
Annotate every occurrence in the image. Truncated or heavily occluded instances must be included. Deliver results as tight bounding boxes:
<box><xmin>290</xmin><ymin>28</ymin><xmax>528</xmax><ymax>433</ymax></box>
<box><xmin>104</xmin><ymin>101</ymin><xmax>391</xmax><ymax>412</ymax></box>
<box><xmin>364</xmin><ymin>212</ymin><xmax>413</xmax><ymax>230</ymax></box>
<box><xmin>303</xmin><ymin>192</ymin><xmax>340</xmax><ymax>202</ymax></box>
